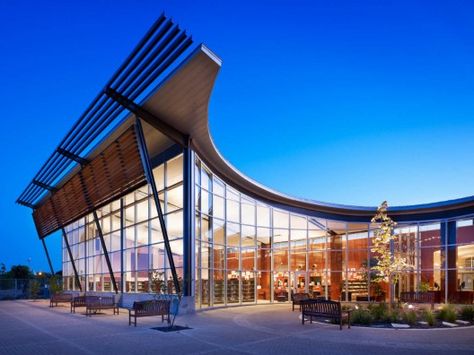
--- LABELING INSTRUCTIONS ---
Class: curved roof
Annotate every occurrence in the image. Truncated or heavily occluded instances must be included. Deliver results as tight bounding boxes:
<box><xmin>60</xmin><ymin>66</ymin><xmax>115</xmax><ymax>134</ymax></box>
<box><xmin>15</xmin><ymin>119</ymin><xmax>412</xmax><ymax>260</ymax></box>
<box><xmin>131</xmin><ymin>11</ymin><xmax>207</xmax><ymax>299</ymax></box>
<box><xmin>139</xmin><ymin>45</ymin><xmax>474</xmax><ymax>223</ymax></box>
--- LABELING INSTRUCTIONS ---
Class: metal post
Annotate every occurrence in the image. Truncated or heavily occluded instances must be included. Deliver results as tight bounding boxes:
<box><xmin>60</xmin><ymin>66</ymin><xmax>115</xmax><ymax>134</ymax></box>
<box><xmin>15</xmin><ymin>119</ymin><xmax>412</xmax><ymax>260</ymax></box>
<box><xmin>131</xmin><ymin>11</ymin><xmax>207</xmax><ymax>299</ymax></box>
<box><xmin>93</xmin><ymin>211</ymin><xmax>118</xmax><ymax>294</ymax></box>
<box><xmin>120</xmin><ymin>198</ymin><xmax>124</xmax><ymax>293</ymax></box>
<box><xmin>183</xmin><ymin>146</ymin><xmax>194</xmax><ymax>296</ymax></box>
<box><xmin>134</xmin><ymin>118</ymin><xmax>181</xmax><ymax>295</ymax></box>
<box><xmin>41</xmin><ymin>239</ymin><xmax>55</xmax><ymax>275</ymax></box>
<box><xmin>61</xmin><ymin>228</ymin><xmax>82</xmax><ymax>291</ymax></box>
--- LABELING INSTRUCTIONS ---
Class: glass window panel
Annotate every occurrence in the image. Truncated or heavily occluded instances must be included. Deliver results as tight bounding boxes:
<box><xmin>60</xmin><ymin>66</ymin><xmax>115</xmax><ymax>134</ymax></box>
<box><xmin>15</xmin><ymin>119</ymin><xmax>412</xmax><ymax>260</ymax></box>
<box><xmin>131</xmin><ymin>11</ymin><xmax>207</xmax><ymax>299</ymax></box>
<box><xmin>256</xmin><ymin>248</ymin><xmax>271</xmax><ymax>271</ymax></box>
<box><xmin>309</xmin><ymin>218</ymin><xmax>326</xmax><ymax>230</ymax></box>
<box><xmin>290</xmin><ymin>229</ymin><xmax>306</xmax><ymax>241</ymax></box>
<box><xmin>201</xmin><ymin>166</ymin><xmax>210</xmax><ymax>190</ymax></box>
<box><xmin>226</xmin><ymin>247</ymin><xmax>239</xmax><ymax>270</ymax></box>
<box><xmin>136</xmin><ymin>222</ymin><xmax>149</xmax><ymax>246</ymax></box>
<box><xmin>257</xmin><ymin>204</ymin><xmax>270</xmax><ymax>227</ymax></box>
<box><xmin>226</xmin><ymin>199</ymin><xmax>240</xmax><ymax>223</ymax></box>
<box><xmin>166</xmin><ymin>185</ymin><xmax>183</xmax><ymax>213</ymax></box>
<box><xmin>201</xmin><ymin>189</ymin><xmax>210</xmax><ymax>215</ymax></box>
<box><xmin>136</xmin><ymin>200</ymin><xmax>149</xmax><ymax>223</ymax></box>
<box><xmin>166</xmin><ymin>211</ymin><xmax>183</xmax><ymax>240</ymax></box>
<box><xmin>111</xmin><ymin>199</ymin><xmax>120</xmax><ymax>212</ymax></box>
<box><xmin>124</xmin><ymin>226</ymin><xmax>135</xmax><ymax>249</ymax></box>
<box><xmin>151</xmin><ymin>244</ymin><xmax>165</xmax><ymax>269</ymax></box>
<box><xmin>110</xmin><ymin>231</ymin><xmax>121</xmax><ymax>252</ymax></box>
<box><xmin>274</xmin><ymin>229</ymin><xmax>288</xmax><ymax>243</ymax></box>
<box><xmin>136</xmin><ymin>185</ymin><xmax>149</xmax><ymax>200</ymax></box>
<box><xmin>213</xmin><ymin>270</ymin><xmax>225</xmax><ymax>304</ymax></box>
<box><xmin>153</xmin><ymin>164</ymin><xmax>165</xmax><ymax>191</ymax></box>
<box><xmin>257</xmin><ymin>227</ymin><xmax>271</xmax><ymax>248</ymax></box>
<box><xmin>201</xmin><ymin>242</ymin><xmax>210</xmax><ymax>269</ymax></box>
<box><xmin>213</xmin><ymin>195</ymin><xmax>225</xmax><ymax>219</ymax></box>
<box><xmin>273</xmin><ymin>210</ymin><xmax>289</xmax><ymax>229</ymax></box>
<box><xmin>136</xmin><ymin>246</ymin><xmax>149</xmax><ymax>271</ymax></box>
<box><xmin>124</xmin><ymin>205</ymin><xmax>135</xmax><ymax>227</ymax></box>
<box><xmin>78</xmin><ymin>227</ymin><xmax>86</xmax><ymax>243</ymax></box>
<box><xmin>227</xmin><ymin>271</ymin><xmax>240</xmax><ymax>303</ymax></box>
<box><xmin>241</xmin><ymin>197</ymin><xmax>255</xmax><ymax>225</ymax></box>
<box><xmin>227</xmin><ymin>187</ymin><xmax>239</xmax><ymax>201</ymax></box>
<box><xmin>213</xmin><ymin>218</ymin><xmax>225</xmax><ymax>245</ymax></box>
<box><xmin>291</xmin><ymin>215</ymin><xmax>307</xmax><ymax>229</ymax></box>
<box><xmin>242</xmin><ymin>248</ymin><xmax>255</xmax><ymax>271</ymax></box>
<box><xmin>241</xmin><ymin>225</ymin><xmax>255</xmax><ymax>247</ymax></box>
<box><xmin>125</xmin><ymin>191</ymin><xmax>135</xmax><ymax>206</ymax></box>
<box><xmin>111</xmin><ymin>213</ymin><xmax>121</xmax><ymax>232</ymax></box>
<box><xmin>167</xmin><ymin>155</ymin><xmax>183</xmax><ymax>187</ymax></box>
<box><xmin>227</xmin><ymin>222</ymin><xmax>240</xmax><ymax>247</ymax></box>
<box><xmin>201</xmin><ymin>215</ymin><xmax>210</xmax><ymax>242</ymax></box>
<box><xmin>213</xmin><ymin>244</ymin><xmax>225</xmax><ymax>269</ymax></box>
<box><xmin>213</xmin><ymin>177</ymin><xmax>225</xmax><ymax>196</ymax></box>
<box><xmin>151</xmin><ymin>219</ymin><xmax>163</xmax><ymax>244</ymax></box>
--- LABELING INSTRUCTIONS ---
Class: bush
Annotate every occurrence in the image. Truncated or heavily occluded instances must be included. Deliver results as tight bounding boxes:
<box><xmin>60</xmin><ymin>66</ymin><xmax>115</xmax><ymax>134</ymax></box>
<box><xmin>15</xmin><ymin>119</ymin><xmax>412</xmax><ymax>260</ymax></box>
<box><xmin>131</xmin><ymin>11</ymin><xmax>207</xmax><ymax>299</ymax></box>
<box><xmin>402</xmin><ymin>310</ymin><xmax>417</xmax><ymax>326</ymax></box>
<box><xmin>437</xmin><ymin>305</ymin><xmax>457</xmax><ymax>323</ymax></box>
<box><xmin>368</xmin><ymin>302</ymin><xmax>391</xmax><ymax>322</ymax></box>
<box><xmin>459</xmin><ymin>305</ymin><xmax>474</xmax><ymax>322</ymax></box>
<box><xmin>350</xmin><ymin>309</ymin><xmax>373</xmax><ymax>325</ymax></box>
<box><xmin>422</xmin><ymin>309</ymin><xmax>436</xmax><ymax>326</ymax></box>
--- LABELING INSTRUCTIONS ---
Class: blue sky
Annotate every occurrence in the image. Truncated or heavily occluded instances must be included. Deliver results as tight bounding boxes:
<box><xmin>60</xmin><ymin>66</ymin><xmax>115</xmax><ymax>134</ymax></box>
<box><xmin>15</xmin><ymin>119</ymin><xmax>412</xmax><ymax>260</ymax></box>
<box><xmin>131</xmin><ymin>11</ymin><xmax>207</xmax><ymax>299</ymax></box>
<box><xmin>0</xmin><ymin>0</ymin><xmax>473</xmax><ymax>271</ymax></box>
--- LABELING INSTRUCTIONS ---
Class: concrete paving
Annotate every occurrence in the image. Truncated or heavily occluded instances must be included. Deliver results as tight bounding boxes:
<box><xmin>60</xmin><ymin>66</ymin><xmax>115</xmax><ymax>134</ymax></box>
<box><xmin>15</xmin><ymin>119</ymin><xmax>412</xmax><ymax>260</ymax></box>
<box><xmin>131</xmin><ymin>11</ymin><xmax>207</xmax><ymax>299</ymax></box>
<box><xmin>0</xmin><ymin>300</ymin><xmax>473</xmax><ymax>354</ymax></box>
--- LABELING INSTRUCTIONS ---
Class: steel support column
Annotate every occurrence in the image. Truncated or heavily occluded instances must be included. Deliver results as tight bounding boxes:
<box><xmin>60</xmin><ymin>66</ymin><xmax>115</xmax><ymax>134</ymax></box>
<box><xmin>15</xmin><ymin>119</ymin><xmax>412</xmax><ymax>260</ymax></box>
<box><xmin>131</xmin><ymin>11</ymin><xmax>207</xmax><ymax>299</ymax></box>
<box><xmin>61</xmin><ymin>228</ymin><xmax>82</xmax><ymax>291</ymax></box>
<box><xmin>41</xmin><ymin>239</ymin><xmax>55</xmax><ymax>275</ymax></box>
<box><xmin>134</xmin><ymin>118</ymin><xmax>181</xmax><ymax>295</ymax></box>
<box><xmin>93</xmin><ymin>211</ymin><xmax>118</xmax><ymax>294</ymax></box>
<box><xmin>183</xmin><ymin>146</ymin><xmax>194</xmax><ymax>296</ymax></box>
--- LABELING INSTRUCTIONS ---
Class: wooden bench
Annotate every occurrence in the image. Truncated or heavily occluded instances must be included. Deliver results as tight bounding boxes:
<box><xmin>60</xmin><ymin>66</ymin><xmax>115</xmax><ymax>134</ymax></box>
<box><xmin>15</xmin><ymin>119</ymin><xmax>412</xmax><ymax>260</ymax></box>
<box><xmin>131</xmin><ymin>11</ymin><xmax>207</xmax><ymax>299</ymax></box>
<box><xmin>50</xmin><ymin>293</ymin><xmax>72</xmax><ymax>307</ymax></box>
<box><xmin>128</xmin><ymin>299</ymin><xmax>170</xmax><ymax>326</ymax></box>
<box><xmin>301</xmin><ymin>299</ymin><xmax>351</xmax><ymax>330</ymax></box>
<box><xmin>400</xmin><ymin>291</ymin><xmax>435</xmax><ymax>309</ymax></box>
<box><xmin>85</xmin><ymin>296</ymin><xmax>119</xmax><ymax>317</ymax></box>
<box><xmin>291</xmin><ymin>292</ymin><xmax>310</xmax><ymax>311</ymax></box>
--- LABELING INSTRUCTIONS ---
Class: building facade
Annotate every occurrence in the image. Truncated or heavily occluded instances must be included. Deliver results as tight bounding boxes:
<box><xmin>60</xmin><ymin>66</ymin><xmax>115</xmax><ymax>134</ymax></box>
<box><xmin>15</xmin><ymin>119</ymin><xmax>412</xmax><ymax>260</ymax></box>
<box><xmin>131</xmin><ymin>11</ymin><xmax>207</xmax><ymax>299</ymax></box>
<box><xmin>18</xmin><ymin>15</ymin><xmax>474</xmax><ymax>309</ymax></box>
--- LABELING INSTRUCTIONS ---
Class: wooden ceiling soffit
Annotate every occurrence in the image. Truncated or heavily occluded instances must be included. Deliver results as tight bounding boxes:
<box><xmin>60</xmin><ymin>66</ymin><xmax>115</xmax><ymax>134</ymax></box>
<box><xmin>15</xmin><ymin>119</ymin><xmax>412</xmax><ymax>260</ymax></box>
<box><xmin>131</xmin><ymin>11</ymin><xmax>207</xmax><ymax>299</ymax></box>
<box><xmin>33</xmin><ymin>127</ymin><xmax>146</xmax><ymax>238</ymax></box>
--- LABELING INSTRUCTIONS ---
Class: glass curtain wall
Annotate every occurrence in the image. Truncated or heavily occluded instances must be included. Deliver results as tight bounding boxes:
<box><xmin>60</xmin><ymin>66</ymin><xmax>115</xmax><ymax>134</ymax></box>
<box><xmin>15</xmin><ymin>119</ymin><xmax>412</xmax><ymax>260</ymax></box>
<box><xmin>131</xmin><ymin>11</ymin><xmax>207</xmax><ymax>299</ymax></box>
<box><xmin>194</xmin><ymin>155</ymin><xmax>474</xmax><ymax>308</ymax></box>
<box><xmin>62</xmin><ymin>154</ymin><xmax>184</xmax><ymax>293</ymax></box>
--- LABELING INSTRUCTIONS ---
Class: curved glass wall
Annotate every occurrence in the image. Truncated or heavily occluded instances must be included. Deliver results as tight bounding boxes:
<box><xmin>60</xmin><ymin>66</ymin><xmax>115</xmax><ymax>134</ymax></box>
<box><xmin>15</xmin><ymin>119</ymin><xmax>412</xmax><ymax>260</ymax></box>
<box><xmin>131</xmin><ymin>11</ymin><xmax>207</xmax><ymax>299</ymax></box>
<box><xmin>194</xmin><ymin>155</ymin><xmax>474</xmax><ymax>308</ymax></box>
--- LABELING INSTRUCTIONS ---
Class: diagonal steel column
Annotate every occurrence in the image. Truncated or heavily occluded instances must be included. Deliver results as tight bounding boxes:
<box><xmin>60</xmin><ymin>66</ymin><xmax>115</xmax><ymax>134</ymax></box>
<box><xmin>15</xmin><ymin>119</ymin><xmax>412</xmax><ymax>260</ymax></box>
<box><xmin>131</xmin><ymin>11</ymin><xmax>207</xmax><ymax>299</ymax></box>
<box><xmin>61</xmin><ymin>228</ymin><xmax>82</xmax><ymax>291</ymax></box>
<box><xmin>134</xmin><ymin>118</ymin><xmax>181</xmax><ymax>295</ymax></box>
<box><xmin>93</xmin><ymin>211</ymin><xmax>118</xmax><ymax>294</ymax></box>
<box><xmin>41</xmin><ymin>239</ymin><xmax>55</xmax><ymax>275</ymax></box>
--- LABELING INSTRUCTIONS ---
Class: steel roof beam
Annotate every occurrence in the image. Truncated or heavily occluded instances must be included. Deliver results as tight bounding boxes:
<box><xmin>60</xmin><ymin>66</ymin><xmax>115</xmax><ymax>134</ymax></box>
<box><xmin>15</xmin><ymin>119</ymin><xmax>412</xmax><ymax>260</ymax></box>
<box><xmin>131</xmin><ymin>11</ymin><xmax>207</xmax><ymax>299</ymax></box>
<box><xmin>105</xmin><ymin>88</ymin><xmax>188</xmax><ymax>147</ymax></box>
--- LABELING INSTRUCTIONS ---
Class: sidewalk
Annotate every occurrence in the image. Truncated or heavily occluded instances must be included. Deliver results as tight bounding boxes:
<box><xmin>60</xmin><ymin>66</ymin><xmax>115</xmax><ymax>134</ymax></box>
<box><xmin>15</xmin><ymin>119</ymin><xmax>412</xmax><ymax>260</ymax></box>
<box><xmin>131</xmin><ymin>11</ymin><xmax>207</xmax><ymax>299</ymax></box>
<box><xmin>0</xmin><ymin>300</ymin><xmax>473</xmax><ymax>354</ymax></box>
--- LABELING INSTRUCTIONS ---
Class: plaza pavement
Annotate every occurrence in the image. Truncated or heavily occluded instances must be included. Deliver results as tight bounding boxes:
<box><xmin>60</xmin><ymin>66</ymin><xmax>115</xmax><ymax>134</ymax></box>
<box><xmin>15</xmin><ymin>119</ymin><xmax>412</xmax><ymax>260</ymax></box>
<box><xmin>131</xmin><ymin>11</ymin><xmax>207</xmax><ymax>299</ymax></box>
<box><xmin>0</xmin><ymin>300</ymin><xmax>473</xmax><ymax>354</ymax></box>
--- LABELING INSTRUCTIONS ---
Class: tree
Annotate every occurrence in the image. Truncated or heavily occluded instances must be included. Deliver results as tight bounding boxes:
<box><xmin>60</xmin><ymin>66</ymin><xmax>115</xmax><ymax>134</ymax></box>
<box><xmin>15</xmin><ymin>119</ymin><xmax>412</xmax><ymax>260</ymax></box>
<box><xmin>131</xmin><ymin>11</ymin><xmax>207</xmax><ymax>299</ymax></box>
<box><xmin>371</xmin><ymin>201</ymin><xmax>411</xmax><ymax>308</ymax></box>
<box><xmin>48</xmin><ymin>275</ymin><xmax>63</xmax><ymax>295</ymax></box>
<box><xmin>0</xmin><ymin>263</ymin><xmax>6</xmax><ymax>277</ymax></box>
<box><xmin>8</xmin><ymin>265</ymin><xmax>32</xmax><ymax>279</ymax></box>
<box><xmin>29</xmin><ymin>280</ymin><xmax>41</xmax><ymax>300</ymax></box>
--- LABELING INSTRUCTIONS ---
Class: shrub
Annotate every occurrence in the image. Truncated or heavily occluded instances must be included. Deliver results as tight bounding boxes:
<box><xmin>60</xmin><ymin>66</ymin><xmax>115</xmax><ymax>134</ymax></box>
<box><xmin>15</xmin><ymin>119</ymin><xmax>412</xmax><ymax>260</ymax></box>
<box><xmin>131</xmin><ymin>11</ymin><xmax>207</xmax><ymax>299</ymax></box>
<box><xmin>459</xmin><ymin>305</ymin><xmax>474</xmax><ymax>322</ymax></box>
<box><xmin>437</xmin><ymin>305</ymin><xmax>457</xmax><ymax>323</ymax></box>
<box><xmin>388</xmin><ymin>308</ymin><xmax>401</xmax><ymax>323</ymax></box>
<box><xmin>351</xmin><ymin>309</ymin><xmax>373</xmax><ymax>325</ymax></box>
<box><xmin>368</xmin><ymin>302</ymin><xmax>391</xmax><ymax>322</ymax></box>
<box><xmin>422</xmin><ymin>309</ymin><xmax>435</xmax><ymax>326</ymax></box>
<box><xmin>402</xmin><ymin>310</ymin><xmax>417</xmax><ymax>326</ymax></box>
